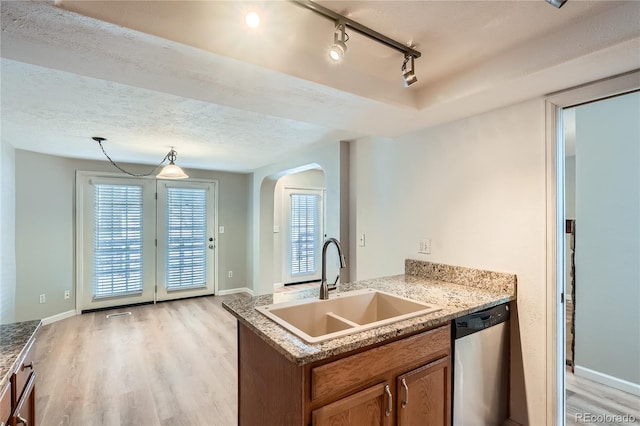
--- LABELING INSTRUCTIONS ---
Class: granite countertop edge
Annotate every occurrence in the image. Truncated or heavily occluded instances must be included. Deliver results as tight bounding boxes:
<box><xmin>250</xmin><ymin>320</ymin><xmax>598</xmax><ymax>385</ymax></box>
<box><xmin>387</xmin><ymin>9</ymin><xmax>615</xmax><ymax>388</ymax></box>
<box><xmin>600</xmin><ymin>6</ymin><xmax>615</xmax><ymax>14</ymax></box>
<box><xmin>0</xmin><ymin>320</ymin><xmax>42</xmax><ymax>391</ymax></box>
<box><xmin>223</xmin><ymin>274</ymin><xmax>516</xmax><ymax>366</ymax></box>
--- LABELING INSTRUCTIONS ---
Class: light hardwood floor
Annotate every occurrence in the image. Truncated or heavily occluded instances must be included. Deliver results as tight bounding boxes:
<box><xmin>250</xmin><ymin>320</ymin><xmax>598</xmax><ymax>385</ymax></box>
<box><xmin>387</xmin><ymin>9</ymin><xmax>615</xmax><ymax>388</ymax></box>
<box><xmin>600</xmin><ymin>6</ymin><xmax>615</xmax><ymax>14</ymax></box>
<box><xmin>34</xmin><ymin>293</ymin><xmax>639</xmax><ymax>426</ymax></box>
<box><xmin>566</xmin><ymin>367</ymin><xmax>640</xmax><ymax>426</ymax></box>
<box><xmin>34</xmin><ymin>294</ymin><xmax>249</xmax><ymax>426</ymax></box>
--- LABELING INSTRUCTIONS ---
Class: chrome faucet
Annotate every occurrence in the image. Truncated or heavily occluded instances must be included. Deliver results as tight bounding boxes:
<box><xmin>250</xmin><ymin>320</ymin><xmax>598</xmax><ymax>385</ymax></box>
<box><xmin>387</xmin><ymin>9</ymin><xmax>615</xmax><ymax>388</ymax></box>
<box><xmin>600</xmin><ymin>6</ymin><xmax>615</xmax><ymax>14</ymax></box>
<box><xmin>320</xmin><ymin>237</ymin><xmax>347</xmax><ymax>300</ymax></box>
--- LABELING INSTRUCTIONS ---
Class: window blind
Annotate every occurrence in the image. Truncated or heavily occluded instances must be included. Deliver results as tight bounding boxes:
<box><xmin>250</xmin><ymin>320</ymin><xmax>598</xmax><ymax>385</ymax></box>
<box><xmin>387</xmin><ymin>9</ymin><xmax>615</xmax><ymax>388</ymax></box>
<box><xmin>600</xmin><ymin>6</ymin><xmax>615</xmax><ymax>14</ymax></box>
<box><xmin>290</xmin><ymin>193</ymin><xmax>319</xmax><ymax>276</ymax></box>
<box><xmin>166</xmin><ymin>187</ymin><xmax>207</xmax><ymax>290</ymax></box>
<box><xmin>93</xmin><ymin>184</ymin><xmax>144</xmax><ymax>298</ymax></box>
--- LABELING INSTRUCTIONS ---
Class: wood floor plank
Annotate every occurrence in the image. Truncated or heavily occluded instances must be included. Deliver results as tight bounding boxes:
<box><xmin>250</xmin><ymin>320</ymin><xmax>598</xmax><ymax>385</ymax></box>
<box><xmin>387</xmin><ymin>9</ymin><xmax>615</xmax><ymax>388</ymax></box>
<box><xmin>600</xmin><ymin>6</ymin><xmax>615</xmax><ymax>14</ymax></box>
<box><xmin>34</xmin><ymin>294</ymin><xmax>248</xmax><ymax>426</ymax></box>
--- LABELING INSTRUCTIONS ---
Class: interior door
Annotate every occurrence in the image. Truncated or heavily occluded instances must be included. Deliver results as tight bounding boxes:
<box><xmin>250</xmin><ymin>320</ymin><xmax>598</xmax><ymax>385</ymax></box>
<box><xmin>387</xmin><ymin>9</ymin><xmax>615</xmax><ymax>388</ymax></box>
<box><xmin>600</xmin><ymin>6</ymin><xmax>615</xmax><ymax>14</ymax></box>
<box><xmin>156</xmin><ymin>180</ymin><xmax>217</xmax><ymax>301</ymax></box>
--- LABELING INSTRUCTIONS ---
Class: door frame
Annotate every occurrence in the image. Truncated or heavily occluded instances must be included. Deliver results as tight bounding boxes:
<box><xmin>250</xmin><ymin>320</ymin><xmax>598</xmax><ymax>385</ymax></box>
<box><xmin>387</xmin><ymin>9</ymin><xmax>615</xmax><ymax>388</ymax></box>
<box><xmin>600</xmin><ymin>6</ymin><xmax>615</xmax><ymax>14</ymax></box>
<box><xmin>544</xmin><ymin>70</ymin><xmax>639</xmax><ymax>424</ymax></box>
<box><xmin>281</xmin><ymin>185</ymin><xmax>326</xmax><ymax>285</ymax></box>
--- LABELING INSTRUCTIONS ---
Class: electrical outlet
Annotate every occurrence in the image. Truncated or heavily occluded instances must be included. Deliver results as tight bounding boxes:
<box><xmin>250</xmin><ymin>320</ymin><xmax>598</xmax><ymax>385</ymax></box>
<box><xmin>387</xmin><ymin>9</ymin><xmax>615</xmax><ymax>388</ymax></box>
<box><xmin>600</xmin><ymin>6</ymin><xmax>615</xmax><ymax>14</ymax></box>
<box><xmin>228</xmin><ymin>271</ymin><xmax>233</xmax><ymax>278</ymax></box>
<box><xmin>418</xmin><ymin>239</ymin><xmax>432</xmax><ymax>254</ymax></box>
<box><xmin>64</xmin><ymin>290</ymin><xmax>70</xmax><ymax>299</ymax></box>
<box><xmin>39</xmin><ymin>294</ymin><xmax>46</xmax><ymax>304</ymax></box>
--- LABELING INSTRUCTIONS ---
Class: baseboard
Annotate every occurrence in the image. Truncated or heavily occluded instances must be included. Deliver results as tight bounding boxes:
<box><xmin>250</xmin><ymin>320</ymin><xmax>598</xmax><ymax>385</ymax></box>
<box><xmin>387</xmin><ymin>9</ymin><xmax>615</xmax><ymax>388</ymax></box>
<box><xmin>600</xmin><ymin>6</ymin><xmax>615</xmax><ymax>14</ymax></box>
<box><xmin>273</xmin><ymin>282</ymin><xmax>284</xmax><ymax>289</ymax></box>
<box><xmin>42</xmin><ymin>309</ymin><xmax>77</xmax><ymax>325</ymax></box>
<box><xmin>504</xmin><ymin>419</ymin><xmax>523</xmax><ymax>426</ymax></box>
<box><xmin>217</xmin><ymin>287</ymin><xmax>254</xmax><ymax>297</ymax></box>
<box><xmin>574</xmin><ymin>365</ymin><xmax>640</xmax><ymax>396</ymax></box>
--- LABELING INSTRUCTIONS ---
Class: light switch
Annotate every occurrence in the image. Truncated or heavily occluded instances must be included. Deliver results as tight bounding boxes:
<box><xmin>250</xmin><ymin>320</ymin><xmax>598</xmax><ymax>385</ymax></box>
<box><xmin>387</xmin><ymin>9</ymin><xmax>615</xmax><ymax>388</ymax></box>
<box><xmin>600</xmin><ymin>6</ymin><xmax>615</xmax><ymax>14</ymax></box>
<box><xmin>274</xmin><ymin>225</ymin><xmax>280</xmax><ymax>233</ymax></box>
<box><xmin>359</xmin><ymin>234</ymin><xmax>366</xmax><ymax>247</ymax></box>
<box><xmin>219</xmin><ymin>226</ymin><xmax>225</xmax><ymax>234</ymax></box>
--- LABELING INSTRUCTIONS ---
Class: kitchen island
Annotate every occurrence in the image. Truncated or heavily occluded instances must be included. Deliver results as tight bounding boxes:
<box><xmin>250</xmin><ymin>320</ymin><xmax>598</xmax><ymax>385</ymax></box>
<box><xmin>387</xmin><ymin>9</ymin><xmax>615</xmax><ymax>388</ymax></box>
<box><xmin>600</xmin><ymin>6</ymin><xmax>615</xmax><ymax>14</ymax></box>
<box><xmin>223</xmin><ymin>259</ymin><xmax>516</xmax><ymax>425</ymax></box>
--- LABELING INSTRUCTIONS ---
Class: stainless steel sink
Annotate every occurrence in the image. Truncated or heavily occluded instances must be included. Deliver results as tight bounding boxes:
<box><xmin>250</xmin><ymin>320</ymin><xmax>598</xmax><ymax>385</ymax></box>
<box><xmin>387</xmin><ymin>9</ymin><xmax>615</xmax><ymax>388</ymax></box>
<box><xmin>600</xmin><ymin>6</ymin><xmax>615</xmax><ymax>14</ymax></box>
<box><xmin>256</xmin><ymin>289</ymin><xmax>441</xmax><ymax>343</ymax></box>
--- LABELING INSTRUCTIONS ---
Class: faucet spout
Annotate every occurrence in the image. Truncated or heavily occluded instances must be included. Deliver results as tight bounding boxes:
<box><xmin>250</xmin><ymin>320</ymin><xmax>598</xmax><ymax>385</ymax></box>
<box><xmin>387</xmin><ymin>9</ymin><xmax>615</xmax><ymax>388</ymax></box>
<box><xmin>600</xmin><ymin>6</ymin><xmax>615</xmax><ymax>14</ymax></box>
<box><xmin>320</xmin><ymin>238</ymin><xmax>347</xmax><ymax>300</ymax></box>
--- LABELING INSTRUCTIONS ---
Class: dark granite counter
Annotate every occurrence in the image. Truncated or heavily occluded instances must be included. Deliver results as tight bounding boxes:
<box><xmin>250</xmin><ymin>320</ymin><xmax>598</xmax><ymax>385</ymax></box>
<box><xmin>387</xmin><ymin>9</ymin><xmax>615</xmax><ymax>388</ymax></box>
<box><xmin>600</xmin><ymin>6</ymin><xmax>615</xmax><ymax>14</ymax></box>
<box><xmin>0</xmin><ymin>320</ymin><xmax>41</xmax><ymax>390</ymax></box>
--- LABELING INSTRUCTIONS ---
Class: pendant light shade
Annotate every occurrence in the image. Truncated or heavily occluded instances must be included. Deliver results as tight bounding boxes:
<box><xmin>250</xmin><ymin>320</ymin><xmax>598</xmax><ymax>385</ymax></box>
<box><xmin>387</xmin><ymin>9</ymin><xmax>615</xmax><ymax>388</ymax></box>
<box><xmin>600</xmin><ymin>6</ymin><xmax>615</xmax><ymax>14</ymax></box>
<box><xmin>157</xmin><ymin>162</ymin><xmax>189</xmax><ymax>179</ymax></box>
<box><xmin>156</xmin><ymin>148</ymin><xmax>188</xmax><ymax>179</ymax></box>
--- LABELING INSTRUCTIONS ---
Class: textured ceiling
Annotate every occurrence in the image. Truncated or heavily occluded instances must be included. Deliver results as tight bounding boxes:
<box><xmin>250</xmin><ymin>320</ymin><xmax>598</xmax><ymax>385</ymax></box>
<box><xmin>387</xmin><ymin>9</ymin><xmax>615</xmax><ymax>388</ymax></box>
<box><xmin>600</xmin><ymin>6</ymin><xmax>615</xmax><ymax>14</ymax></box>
<box><xmin>1</xmin><ymin>0</ymin><xmax>639</xmax><ymax>172</ymax></box>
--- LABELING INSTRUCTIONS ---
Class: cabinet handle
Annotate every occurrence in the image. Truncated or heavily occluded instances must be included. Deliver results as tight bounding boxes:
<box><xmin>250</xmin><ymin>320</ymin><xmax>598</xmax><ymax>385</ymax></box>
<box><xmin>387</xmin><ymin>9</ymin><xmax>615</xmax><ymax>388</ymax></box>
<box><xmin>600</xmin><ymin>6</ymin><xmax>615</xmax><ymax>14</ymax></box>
<box><xmin>384</xmin><ymin>384</ymin><xmax>392</xmax><ymax>417</ymax></box>
<box><xmin>401</xmin><ymin>378</ymin><xmax>409</xmax><ymax>408</ymax></box>
<box><xmin>22</xmin><ymin>362</ymin><xmax>33</xmax><ymax>371</ymax></box>
<box><xmin>16</xmin><ymin>415</ymin><xmax>28</xmax><ymax>426</ymax></box>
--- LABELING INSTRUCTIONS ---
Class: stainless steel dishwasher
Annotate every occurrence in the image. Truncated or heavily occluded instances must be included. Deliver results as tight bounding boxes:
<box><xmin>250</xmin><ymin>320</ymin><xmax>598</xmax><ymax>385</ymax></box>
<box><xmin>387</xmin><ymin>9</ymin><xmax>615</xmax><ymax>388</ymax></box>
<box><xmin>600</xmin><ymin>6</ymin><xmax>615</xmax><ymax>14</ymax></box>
<box><xmin>452</xmin><ymin>303</ymin><xmax>510</xmax><ymax>426</ymax></box>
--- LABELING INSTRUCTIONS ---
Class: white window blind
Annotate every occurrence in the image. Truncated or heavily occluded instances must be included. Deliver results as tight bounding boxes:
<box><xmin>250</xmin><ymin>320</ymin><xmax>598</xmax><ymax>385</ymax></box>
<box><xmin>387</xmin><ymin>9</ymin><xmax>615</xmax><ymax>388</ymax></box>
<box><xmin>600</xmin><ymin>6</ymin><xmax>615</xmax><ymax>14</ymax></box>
<box><xmin>166</xmin><ymin>187</ymin><xmax>207</xmax><ymax>290</ymax></box>
<box><xmin>93</xmin><ymin>184</ymin><xmax>144</xmax><ymax>298</ymax></box>
<box><xmin>290</xmin><ymin>193</ymin><xmax>319</xmax><ymax>276</ymax></box>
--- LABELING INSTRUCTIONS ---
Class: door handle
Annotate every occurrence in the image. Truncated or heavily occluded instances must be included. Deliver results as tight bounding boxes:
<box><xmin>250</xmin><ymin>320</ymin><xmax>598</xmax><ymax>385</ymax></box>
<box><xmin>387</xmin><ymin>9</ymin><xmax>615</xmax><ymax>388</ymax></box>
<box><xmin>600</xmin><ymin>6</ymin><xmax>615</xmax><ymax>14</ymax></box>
<box><xmin>401</xmin><ymin>378</ymin><xmax>409</xmax><ymax>408</ymax></box>
<box><xmin>384</xmin><ymin>384</ymin><xmax>392</xmax><ymax>417</ymax></box>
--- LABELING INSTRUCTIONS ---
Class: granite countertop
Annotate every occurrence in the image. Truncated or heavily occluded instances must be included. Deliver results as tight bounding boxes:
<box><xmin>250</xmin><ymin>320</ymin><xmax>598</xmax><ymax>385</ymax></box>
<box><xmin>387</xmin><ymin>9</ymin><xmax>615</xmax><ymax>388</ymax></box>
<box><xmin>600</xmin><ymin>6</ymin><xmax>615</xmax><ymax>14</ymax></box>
<box><xmin>223</xmin><ymin>260</ymin><xmax>517</xmax><ymax>365</ymax></box>
<box><xmin>0</xmin><ymin>320</ymin><xmax>41</xmax><ymax>391</ymax></box>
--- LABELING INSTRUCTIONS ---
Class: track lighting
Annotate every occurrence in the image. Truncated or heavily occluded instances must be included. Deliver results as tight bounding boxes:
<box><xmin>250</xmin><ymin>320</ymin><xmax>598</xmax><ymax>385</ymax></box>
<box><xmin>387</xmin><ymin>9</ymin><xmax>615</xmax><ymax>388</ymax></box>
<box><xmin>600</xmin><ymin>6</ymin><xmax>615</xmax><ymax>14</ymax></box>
<box><xmin>546</xmin><ymin>0</ymin><xmax>568</xmax><ymax>8</ymax></box>
<box><xmin>291</xmin><ymin>0</ymin><xmax>421</xmax><ymax>88</ymax></box>
<box><xmin>92</xmin><ymin>137</ymin><xmax>188</xmax><ymax>179</ymax></box>
<box><xmin>401</xmin><ymin>54</ymin><xmax>417</xmax><ymax>87</ymax></box>
<box><xmin>329</xmin><ymin>21</ymin><xmax>348</xmax><ymax>62</ymax></box>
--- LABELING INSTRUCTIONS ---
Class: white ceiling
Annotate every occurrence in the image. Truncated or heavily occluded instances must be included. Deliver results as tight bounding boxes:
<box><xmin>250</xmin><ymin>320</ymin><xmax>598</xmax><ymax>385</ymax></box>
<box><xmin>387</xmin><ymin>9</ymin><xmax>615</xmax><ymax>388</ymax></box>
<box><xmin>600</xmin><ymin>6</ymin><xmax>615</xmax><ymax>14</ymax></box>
<box><xmin>1</xmin><ymin>0</ymin><xmax>639</xmax><ymax>172</ymax></box>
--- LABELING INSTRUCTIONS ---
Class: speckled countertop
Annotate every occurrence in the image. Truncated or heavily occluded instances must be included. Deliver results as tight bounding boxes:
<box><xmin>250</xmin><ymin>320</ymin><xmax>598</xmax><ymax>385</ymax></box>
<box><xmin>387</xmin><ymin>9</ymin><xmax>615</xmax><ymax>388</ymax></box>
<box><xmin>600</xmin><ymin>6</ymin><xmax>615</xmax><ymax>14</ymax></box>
<box><xmin>223</xmin><ymin>260</ymin><xmax>516</xmax><ymax>365</ymax></box>
<box><xmin>0</xmin><ymin>320</ymin><xmax>41</xmax><ymax>391</ymax></box>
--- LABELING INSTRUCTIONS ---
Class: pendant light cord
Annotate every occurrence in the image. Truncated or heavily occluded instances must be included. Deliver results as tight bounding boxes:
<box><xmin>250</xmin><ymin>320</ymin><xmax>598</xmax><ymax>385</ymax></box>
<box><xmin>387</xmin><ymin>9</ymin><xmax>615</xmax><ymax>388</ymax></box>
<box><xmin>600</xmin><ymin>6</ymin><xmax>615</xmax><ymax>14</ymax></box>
<box><xmin>95</xmin><ymin>137</ymin><xmax>170</xmax><ymax>177</ymax></box>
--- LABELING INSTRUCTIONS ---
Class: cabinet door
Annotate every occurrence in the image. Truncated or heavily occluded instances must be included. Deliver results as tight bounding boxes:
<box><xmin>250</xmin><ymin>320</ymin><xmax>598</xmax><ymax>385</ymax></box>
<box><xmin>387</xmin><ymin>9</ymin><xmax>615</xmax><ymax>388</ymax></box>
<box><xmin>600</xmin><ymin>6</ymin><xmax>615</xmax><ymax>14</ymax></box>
<box><xmin>397</xmin><ymin>356</ymin><xmax>451</xmax><ymax>426</ymax></box>
<box><xmin>312</xmin><ymin>382</ymin><xmax>392</xmax><ymax>426</ymax></box>
<box><xmin>9</xmin><ymin>373</ymin><xmax>35</xmax><ymax>426</ymax></box>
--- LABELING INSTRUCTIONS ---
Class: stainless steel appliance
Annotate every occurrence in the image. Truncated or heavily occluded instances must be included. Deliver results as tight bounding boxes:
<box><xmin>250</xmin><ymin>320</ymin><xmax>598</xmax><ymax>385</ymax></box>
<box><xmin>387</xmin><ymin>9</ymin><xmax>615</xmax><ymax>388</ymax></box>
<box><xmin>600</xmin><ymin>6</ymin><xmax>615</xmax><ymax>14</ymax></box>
<box><xmin>453</xmin><ymin>303</ymin><xmax>510</xmax><ymax>425</ymax></box>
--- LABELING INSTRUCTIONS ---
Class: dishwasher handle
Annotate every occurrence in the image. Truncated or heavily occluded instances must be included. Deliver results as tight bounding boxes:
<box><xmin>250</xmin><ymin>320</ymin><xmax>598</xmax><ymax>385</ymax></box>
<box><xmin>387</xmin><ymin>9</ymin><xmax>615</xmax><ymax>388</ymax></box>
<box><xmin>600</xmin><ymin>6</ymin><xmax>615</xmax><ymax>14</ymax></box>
<box><xmin>454</xmin><ymin>303</ymin><xmax>510</xmax><ymax>339</ymax></box>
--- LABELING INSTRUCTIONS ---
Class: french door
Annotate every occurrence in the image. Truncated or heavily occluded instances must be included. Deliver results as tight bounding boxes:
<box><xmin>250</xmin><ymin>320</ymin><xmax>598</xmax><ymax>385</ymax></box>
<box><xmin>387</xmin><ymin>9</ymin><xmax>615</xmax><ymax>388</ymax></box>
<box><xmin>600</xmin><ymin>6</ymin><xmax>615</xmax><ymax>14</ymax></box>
<box><xmin>77</xmin><ymin>173</ymin><xmax>217</xmax><ymax>311</ymax></box>
<box><xmin>156</xmin><ymin>181</ymin><xmax>216</xmax><ymax>301</ymax></box>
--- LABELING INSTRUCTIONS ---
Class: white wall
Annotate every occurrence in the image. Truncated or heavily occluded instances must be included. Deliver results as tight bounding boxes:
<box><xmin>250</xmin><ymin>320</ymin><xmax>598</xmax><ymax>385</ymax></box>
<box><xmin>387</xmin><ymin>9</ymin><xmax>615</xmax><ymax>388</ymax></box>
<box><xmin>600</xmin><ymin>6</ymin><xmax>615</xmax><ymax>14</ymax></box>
<box><xmin>0</xmin><ymin>138</ymin><xmax>16</xmax><ymax>324</ymax></box>
<box><xmin>14</xmin><ymin>149</ymin><xmax>250</xmax><ymax>321</ymax></box>
<box><xmin>250</xmin><ymin>141</ymin><xmax>350</xmax><ymax>295</ymax></box>
<box><xmin>574</xmin><ymin>92</ymin><xmax>640</xmax><ymax>387</ymax></box>
<box><xmin>350</xmin><ymin>99</ymin><xmax>546</xmax><ymax>425</ymax></box>
<box><xmin>273</xmin><ymin>169</ymin><xmax>326</xmax><ymax>285</ymax></box>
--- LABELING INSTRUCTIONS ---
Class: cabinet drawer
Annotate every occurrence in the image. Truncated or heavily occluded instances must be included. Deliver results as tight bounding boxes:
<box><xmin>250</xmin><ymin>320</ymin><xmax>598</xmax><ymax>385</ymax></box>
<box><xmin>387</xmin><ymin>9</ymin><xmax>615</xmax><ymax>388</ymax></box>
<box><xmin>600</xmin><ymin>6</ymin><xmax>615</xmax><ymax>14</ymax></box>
<box><xmin>311</xmin><ymin>325</ymin><xmax>450</xmax><ymax>402</ymax></box>
<box><xmin>12</xmin><ymin>340</ymin><xmax>35</xmax><ymax>406</ymax></box>
<box><xmin>1</xmin><ymin>383</ymin><xmax>10</xmax><ymax>426</ymax></box>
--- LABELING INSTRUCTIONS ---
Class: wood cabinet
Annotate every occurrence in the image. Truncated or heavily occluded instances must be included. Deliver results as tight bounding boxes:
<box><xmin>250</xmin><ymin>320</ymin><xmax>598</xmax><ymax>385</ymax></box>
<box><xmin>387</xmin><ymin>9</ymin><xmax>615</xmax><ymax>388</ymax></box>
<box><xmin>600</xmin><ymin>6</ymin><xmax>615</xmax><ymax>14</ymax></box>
<box><xmin>396</xmin><ymin>357</ymin><xmax>450</xmax><ymax>425</ymax></box>
<box><xmin>238</xmin><ymin>322</ymin><xmax>451</xmax><ymax>426</ymax></box>
<box><xmin>312</xmin><ymin>382</ymin><xmax>391</xmax><ymax>426</ymax></box>
<box><xmin>1</xmin><ymin>383</ymin><xmax>10</xmax><ymax>426</ymax></box>
<box><xmin>2</xmin><ymin>340</ymin><xmax>37</xmax><ymax>426</ymax></box>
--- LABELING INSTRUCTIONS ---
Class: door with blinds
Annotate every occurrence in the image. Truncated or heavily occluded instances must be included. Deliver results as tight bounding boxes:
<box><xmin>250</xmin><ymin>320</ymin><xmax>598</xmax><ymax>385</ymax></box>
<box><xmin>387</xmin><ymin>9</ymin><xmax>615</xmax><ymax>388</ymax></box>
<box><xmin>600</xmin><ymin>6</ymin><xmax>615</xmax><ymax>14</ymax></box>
<box><xmin>78</xmin><ymin>176</ymin><xmax>157</xmax><ymax>311</ymax></box>
<box><xmin>77</xmin><ymin>173</ymin><xmax>217</xmax><ymax>311</ymax></box>
<box><xmin>282</xmin><ymin>188</ymin><xmax>325</xmax><ymax>284</ymax></box>
<box><xmin>156</xmin><ymin>181</ymin><xmax>216</xmax><ymax>301</ymax></box>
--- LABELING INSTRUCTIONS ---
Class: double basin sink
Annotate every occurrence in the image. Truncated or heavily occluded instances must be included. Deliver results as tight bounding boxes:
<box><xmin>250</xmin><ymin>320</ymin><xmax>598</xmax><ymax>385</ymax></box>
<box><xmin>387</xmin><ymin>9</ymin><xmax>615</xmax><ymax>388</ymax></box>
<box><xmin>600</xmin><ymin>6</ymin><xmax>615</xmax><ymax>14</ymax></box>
<box><xmin>256</xmin><ymin>288</ymin><xmax>441</xmax><ymax>343</ymax></box>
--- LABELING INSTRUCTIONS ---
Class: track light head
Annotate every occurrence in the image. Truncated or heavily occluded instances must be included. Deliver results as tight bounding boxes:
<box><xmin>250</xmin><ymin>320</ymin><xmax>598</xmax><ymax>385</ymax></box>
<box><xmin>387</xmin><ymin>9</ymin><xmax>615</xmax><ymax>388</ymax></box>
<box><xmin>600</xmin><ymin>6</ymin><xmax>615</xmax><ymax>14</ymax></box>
<box><xmin>546</xmin><ymin>0</ymin><xmax>567</xmax><ymax>8</ymax></box>
<box><xmin>401</xmin><ymin>54</ymin><xmax>418</xmax><ymax>87</ymax></box>
<box><xmin>329</xmin><ymin>21</ymin><xmax>348</xmax><ymax>62</ymax></box>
